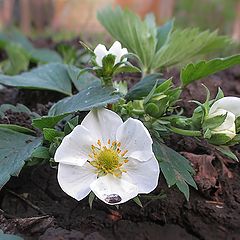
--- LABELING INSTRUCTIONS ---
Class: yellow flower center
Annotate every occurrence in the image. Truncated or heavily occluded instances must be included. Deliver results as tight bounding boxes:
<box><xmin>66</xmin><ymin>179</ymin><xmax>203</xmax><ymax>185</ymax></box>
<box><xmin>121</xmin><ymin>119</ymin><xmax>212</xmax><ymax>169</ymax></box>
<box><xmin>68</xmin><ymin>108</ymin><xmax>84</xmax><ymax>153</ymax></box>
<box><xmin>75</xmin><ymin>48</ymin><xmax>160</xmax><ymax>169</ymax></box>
<box><xmin>88</xmin><ymin>139</ymin><xmax>128</xmax><ymax>177</ymax></box>
<box><xmin>97</xmin><ymin>148</ymin><xmax>119</xmax><ymax>171</ymax></box>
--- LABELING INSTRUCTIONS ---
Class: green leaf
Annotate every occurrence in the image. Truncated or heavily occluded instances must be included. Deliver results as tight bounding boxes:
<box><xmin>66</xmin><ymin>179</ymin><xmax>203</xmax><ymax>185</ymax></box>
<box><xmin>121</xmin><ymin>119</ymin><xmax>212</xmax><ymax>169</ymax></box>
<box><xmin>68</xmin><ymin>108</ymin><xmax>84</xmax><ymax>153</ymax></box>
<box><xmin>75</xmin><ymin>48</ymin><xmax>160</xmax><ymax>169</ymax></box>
<box><xmin>32</xmin><ymin>114</ymin><xmax>69</xmax><ymax>130</ymax></box>
<box><xmin>176</xmin><ymin>179</ymin><xmax>190</xmax><ymax>200</ymax></box>
<box><xmin>57</xmin><ymin>44</ymin><xmax>77</xmax><ymax>65</ymax></box>
<box><xmin>3</xmin><ymin>30</ymin><xmax>62</xmax><ymax>63</ymax></box>
<box><xmin>0</xmin><ymin>128</ymin><xmax>42</xmax><ymax>188</ymax></box>
<box><xmin>5</xmin><ymin>30</ymin><xmax>34</xmax><ymax>50</ymax></box>
<box><xmin>144</xmin><ymin>13</ymin><xmax>156</xmax><ymax>31</ymax></box>
<box><xmin>180</xmin><ymin>54</ymin><xmax>240</xmax><ymax>87</ymax></box>
<box><xmin>0</xmin><ymin>232</ymin><xmax>23</xmax><ymax>240</ymax></box>
<box><xmin>0</xmin><ymin>124</ymin><xmax>35</xmax><ymax>135</ymax></box>
<box><xmin>98</xmin><ymin>6</ymin><xmax>157</xmax><ymax>69</ymax></box>
<box><xmin>43</xmin><ymin>128</ymin><xmax>64</xmax><ymax>142</ymax></box>
<box><xmin>98</xmin><ymin>7</ymin><xmax>228</xmax><ymax>72</ymax></box>
<box><xmin>156</xmin><ymin>19</ymin><xmax>174</xmax><ymax>51</ymax></box>
<box><xmin>215</xmin><ymin>146</ymin><xmax>238</xmax><ymax>162</ymax></box>
<box><xmin>31</xmin><ymin>146</ymin><xmax>50</xmax><ymax>159</ymax></box>
<box><xmin>49</xmin><ymin>85</ymin><xmax>121</xmax><ymax>116</ymax></box>
<box><xmin>152</xmin><ymin>28</ymin><xmax>229</xmax><ymax>70</ymax></box>
<box><xmin>126</xmin><ymin>74</ymin><xmax>165</xmax><ymax>101</ymax></box>
<box><xmin>1</xmin><ymin>43</ymin><xmax>29</xmax><ymax>75</ymax></box>
<box><xmin>153</xmin><ymin>140</ymin><xmax>197</xmax><ymax>200</ymax></box>
<box><xmin>30</xmin><ymin>48</ymin><xmax>62</xmax><ymax>63</ymax></box>
<box><xmin>0</xmin><ymin>63</ymin><xmax>72</xmax><ymax>95</ymax></box>
<box><xmin>67</xmin><ymin>65</ymin><xmax>100</xmax><ymax>91</ymax></box>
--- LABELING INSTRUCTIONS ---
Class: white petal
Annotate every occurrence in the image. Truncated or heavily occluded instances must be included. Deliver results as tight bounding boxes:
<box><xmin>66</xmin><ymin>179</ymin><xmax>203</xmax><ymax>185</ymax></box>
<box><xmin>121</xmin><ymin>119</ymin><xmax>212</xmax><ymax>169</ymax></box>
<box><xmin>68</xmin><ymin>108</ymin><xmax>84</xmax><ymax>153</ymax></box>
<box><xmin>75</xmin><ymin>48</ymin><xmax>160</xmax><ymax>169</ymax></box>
<box><xmin>116</xmin><ymin>118</ymin><xmax>153</xmax><ymax>162</ymax></box>
<box><xmin>109</xmin><ymin>41</ymin><xmax>123</xmax><ymax>64</ymax></box>
<box><xmin>125</xmin><ymin>157</ymin><xmax>160</xmax><ymax>194</ymax></box>
<box><xmin>90</xmin><ymin>174</ymin><xmax>138</xmax><ymax>205</ymax></box>
<box><xmin>57</xmin><ymin>162</ymin><xmax>97</xmax><ymax>201</ymax></box>
<box><xmin>212</xmin><ymin>129</ymin><xmax>236</xmax><ymax>139</ymax></box>
<box><xmin>54</xmin><ymin>125</ymin><xmax>94</xmax><ymax>167</ymax></box>
<box><xmin>121</xmin><ymin>48</ymin><xmax>128</xmax><ymax>62</ymax></box>
<box><xmin>94</xmin><ymin>44</ymin><xmax>108</xmax><ymax>67</ymax></box>
<box><xmin>209</xmin><ymin>97</ymin><xmax>240</xmax><ymax>117</ymax></box>
<box><xmin>81</xmin><ymin>108</ymin><xmax>123</xmax><ymax>145</ymax></box>
<box><xmin>211</xmin><ymin>110</ymin><xmax>236</xmax><ymax>133</ymax></box>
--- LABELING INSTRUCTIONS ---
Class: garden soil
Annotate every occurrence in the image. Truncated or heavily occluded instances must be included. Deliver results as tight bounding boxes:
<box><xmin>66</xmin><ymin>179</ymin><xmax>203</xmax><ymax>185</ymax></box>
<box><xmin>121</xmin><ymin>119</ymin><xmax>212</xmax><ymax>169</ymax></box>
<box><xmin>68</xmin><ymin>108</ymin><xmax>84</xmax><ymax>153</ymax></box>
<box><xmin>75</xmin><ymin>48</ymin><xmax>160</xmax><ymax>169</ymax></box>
<box><xmin>0</xmin><ymin>41</ymin><xmax>240</xmax><ymax>239</ymax></box>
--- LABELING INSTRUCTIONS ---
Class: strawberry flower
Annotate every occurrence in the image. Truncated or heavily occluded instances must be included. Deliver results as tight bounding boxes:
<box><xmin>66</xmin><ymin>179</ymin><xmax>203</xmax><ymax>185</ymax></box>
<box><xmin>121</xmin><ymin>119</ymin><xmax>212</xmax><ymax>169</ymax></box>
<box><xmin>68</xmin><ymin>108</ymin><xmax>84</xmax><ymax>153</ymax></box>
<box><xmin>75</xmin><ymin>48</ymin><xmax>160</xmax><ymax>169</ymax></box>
<box><xmin>55</xmin><ymin>108</ymin><xmax>159</xmax><ymax>205</ymax></box>
<box><xmin>94</xmin><ymin>41</ymin><xmax>128</xmax><ymax>67</ymax></box>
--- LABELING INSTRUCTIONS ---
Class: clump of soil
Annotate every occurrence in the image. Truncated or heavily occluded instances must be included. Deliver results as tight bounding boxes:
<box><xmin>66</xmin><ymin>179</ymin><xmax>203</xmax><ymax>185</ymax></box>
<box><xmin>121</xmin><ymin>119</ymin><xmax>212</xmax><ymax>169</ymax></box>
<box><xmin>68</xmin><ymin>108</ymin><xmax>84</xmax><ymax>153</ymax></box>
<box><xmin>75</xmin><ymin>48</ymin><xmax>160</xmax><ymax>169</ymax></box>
<box><xmin>0</xmin><ymin>88</ymin><xmax>19</xmax><ymax>106</ymax></box>
<box><xmin>16</xmin><ymin>89</ymin><xmax>65</xmax><ymax>111</ymax></box>
<box><xmin>0</xmin><ymin>110</ymin><xmax>34</xmax><ymax>130</ymax></box>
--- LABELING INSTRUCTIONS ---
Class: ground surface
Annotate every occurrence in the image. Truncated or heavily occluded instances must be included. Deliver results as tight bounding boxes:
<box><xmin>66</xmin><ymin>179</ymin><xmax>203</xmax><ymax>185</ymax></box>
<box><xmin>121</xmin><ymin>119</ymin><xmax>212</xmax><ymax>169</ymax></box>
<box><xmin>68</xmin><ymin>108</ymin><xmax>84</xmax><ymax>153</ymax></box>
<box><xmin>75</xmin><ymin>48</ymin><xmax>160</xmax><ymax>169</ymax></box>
<box><xmin>0</xmin><ymin>40</ymin><xmax>240</xmax><ymax>239</ymax></box>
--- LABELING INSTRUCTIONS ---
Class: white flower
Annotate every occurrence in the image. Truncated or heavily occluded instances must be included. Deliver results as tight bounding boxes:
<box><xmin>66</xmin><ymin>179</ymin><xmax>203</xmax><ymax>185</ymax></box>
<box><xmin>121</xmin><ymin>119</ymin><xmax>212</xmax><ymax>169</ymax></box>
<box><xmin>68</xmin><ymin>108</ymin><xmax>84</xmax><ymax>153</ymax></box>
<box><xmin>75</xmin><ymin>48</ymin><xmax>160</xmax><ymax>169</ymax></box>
<box><xmin>94</xmin><ymin>41</ymin><xmax>128</xmax><ymax>67</ymax></box>
<box><xmin>55</xmin><ymin>108</ymin><xmax>159</xmax><ymax>205</ymax></box>
<box><xmin>208</xmin><ymin>97</ymin><xmax>240</xmax><ymax>139</ymax></box>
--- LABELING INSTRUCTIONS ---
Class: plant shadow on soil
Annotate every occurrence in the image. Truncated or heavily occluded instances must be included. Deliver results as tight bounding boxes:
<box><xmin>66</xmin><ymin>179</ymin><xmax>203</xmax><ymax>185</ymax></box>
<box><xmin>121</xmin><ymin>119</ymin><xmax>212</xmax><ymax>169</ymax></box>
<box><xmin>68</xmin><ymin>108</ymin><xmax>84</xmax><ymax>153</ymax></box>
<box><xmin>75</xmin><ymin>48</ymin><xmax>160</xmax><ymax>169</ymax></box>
<box><xmin>0</xmin><ymin>49</ymin><xmax>240</xmax><ymax>239</ymax></box>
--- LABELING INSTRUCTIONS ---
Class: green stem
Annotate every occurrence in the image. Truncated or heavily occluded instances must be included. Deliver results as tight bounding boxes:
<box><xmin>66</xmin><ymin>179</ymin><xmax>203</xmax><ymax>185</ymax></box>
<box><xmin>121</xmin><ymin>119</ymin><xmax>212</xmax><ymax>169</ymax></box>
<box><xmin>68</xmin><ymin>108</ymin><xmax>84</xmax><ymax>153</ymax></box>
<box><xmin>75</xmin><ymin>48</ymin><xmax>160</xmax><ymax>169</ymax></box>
<box><xmin>132</xmin><ymin>109</ymin><xmax>145</xmax><ymax>115</ymax></box>
<box><xmin>101</xmin><ymin>76</ymin><xmax>113</xmax><ymax>87</ymax></box>
<box><xmin>170</xmin><ymin>126</ymin><xmax>202</xmax><ymax>137</ymax></box>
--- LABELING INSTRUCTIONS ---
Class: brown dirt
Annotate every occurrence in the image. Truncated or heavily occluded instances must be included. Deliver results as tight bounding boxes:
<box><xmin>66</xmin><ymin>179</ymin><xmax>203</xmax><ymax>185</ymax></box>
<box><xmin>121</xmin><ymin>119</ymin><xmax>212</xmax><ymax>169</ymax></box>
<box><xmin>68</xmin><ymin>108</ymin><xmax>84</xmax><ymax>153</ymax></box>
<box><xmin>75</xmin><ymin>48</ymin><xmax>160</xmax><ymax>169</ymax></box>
<box><xmin>0</xmin><ymin>60</ymin><xmax>240</xmax><ymax>239</ymax></box>
<box><xmin>0</xmin><ymin>110</ymin><xmax>34</xmax><ymax>130</ymax></box>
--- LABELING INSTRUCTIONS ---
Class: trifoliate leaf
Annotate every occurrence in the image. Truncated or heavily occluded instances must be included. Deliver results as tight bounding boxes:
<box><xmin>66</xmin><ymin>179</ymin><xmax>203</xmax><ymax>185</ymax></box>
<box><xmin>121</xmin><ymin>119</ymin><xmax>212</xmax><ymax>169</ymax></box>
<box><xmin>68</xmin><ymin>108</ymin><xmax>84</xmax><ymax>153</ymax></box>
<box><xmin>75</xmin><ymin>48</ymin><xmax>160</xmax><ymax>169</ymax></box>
<box><xmin>181</xmin><ymin>55</ymin><xmax>240</xmax><ymax>87</ymax></box>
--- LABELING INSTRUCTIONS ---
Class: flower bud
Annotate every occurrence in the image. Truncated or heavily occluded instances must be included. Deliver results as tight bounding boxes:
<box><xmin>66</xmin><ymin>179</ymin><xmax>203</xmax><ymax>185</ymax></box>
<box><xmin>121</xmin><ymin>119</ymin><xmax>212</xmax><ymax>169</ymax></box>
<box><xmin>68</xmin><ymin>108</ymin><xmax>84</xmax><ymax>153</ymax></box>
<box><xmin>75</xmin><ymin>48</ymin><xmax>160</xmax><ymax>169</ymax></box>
<box><xmin>144</xmin><ymin>97</ymin><xmax>169</xmax><ymax>118</ymax></box>
<box><xmin>94</xmin><ymin>41</ymin><xmax>128</xmax><ymax>67</ymax></box>
<box><xmin>206</xmin><ymin>97</ymin><xmax>240</xmax><ymax>144</ymax></box>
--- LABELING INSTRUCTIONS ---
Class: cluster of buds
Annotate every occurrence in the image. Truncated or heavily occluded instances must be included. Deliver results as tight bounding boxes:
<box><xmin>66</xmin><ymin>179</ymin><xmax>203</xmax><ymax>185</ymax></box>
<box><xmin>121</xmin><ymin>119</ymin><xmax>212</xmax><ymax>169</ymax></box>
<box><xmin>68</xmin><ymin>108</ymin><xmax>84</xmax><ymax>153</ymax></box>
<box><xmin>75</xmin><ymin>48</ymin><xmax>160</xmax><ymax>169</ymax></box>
<box><xmin>143</xmin><ymin>78</ymin><xmax>181</xmax><ymax>118</ymax></box>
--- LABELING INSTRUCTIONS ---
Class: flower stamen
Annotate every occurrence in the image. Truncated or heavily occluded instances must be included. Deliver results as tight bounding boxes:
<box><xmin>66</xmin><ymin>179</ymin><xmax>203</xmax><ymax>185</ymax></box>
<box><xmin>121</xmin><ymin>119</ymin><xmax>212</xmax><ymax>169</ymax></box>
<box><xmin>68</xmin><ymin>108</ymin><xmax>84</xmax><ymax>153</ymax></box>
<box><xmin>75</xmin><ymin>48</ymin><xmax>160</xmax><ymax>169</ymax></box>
<box><xmin>89</xmin><ymin>139</ymin><xmax>128</xmax><ymax>177</ymax></box>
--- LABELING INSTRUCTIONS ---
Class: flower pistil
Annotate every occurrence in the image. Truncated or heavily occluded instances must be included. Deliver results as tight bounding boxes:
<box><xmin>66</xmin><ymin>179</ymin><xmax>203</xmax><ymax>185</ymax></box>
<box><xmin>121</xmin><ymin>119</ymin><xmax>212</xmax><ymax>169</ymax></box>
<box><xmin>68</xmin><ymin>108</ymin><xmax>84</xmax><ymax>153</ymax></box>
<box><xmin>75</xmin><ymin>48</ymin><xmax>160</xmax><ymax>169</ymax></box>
<box><xmin>88</xmin><ymin>139</ymin><xmax>128</xmax><ymax>177</ymax></box>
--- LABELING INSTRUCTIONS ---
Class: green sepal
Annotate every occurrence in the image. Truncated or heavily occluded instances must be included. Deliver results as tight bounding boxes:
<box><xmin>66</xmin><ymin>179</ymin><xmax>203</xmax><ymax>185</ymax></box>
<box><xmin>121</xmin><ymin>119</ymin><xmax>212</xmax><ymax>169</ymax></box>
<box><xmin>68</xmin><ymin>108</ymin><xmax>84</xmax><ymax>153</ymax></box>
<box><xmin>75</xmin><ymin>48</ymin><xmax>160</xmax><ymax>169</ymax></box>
<box><xmin>155</xmin><ymin>78</ymin><xmax>173</xmax><ymax>93</ymax></box>
<box><xmin>79</xmin><ymin>41</ymin><xmax>95</xmax><ymax>55</ymax></box>
<box><xmin>215</xmin><ymin>146</ymin><xmax>238</xmax><ymax>162</ymax></box>
<box><xmin>225</xmin><ymin>134</ymin><xmax>240</xmax><ymax>146</ymax></box>
<box><xmin>88</xmin><ymin>191</ymin><xmax>95</xmax><ymax>209</ymax></box>
<box><xmin>49</xmin><ymin>138</ymin><xmax>63</xmax><ymax>157</ymax></box>
<box><xmin>64</xmin><ymin>116</ymin><xmax>79</xmax><ymax>135</ymax></box>
<box><xmin>145</xmin><ymin>97</ymin><xmax>169</xmax><ymax>118</ymax></box>
<box><xmin>43</xmin><ymin>128</ymin><xmax>64</xmax><ymax>142</ymax></box>
<box><xmin>207</xmin><ymin>133</ymin><xmax>232</xmax><ymax>145</ymax></box>
<box><xmin>214</xmin><ymin>87</ymin><xmax>224</xmax><ymax>101</ymax></box>
<box><xmin>203</xmin><ymin>128</ymin><xmax>212</xmax><ymax>139</ymax></box>
<box><xmin>144</xmin><ymin>102</ymin><xmax>159</xmax><ymax>117</ymax></box>
<box><xmin>102</xmin><ymin>54</ymin><xmax>116</xmax><ymax>76</ymax></box>
<box><xmin>235</xmin><ymin>116</ymin><xmax>240</xmax><ymax>133</ymax></box>
<box><xmin>202</xmin><ymin>113</ymin><xmax>227</xmax><ymax>130</ymax></box>
<box><xmin>132</xmin><ymin>196</ymin><xmax>143</xmax><ymax>207</ymax></box>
